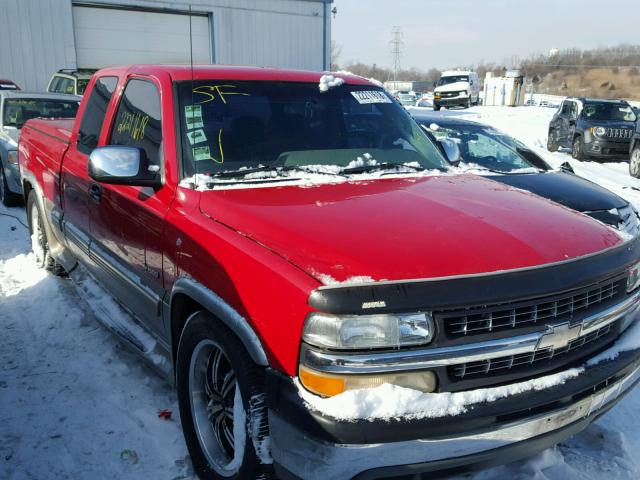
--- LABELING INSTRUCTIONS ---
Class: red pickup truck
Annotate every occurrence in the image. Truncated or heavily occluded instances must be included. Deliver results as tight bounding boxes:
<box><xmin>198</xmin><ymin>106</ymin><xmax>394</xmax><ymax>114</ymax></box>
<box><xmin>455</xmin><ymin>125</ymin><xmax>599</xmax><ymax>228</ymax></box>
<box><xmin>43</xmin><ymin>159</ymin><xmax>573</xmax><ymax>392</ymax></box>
<box><xmin>18</xmin><ymin>65</ymin><xmax>640</xmax><ymax>480</ymax></box>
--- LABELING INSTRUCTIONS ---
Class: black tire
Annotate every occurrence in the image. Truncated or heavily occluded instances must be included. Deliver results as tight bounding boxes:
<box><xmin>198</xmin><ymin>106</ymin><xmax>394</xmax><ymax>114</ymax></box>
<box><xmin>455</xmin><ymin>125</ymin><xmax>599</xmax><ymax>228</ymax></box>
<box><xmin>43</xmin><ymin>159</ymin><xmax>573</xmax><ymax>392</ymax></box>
<box><xmin>433</xmin><ymin>104</ymin><xmax>441</xmax><ymax>111</ymax></box>
<box><xmin>547</xmin><ymin>129</ymin><xmax>559</xmax><ymax>152</ymax></box>
<box><xmin>0</xmin><ymin>165</ymin><xmax>22</xmax><ymax>207</ymax></box>
<box><xmin>630</xmin><ymin>146</ymin><xmax>640</xmax><ymax>178</ymax></box>
<box><xmin>27</xmin><ymin>190</ymin><xmax>65</xmax><ymax>275</ymax></box>
<box><xmin>176</xmin><ymin>311</ymin><xmax>273</xmax><ymax>480</ymax></box>
<box><xmin>572</xmin><ymin>136</ymin><xmax>585</xmax><ymax>161</ymax></box>
<box><xmin>466</xmin><ymin>97</ymin><xmax>472</xmax><ymax>109</ymax></box>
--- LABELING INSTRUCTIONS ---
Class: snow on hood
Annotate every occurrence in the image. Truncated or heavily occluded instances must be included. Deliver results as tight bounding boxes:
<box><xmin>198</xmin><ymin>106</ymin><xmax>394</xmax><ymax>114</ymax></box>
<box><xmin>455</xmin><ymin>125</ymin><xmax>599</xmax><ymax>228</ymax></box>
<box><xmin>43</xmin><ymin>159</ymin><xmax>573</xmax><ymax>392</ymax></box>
<box><xmin>435</xmin><ymin>81</ymin><xmax>470</xmax><ymax>93</ymax></box>
<box><xmin>196</xmin><ymin>174</ymin><xmax>622</xmax><ymax>285</ymax></box>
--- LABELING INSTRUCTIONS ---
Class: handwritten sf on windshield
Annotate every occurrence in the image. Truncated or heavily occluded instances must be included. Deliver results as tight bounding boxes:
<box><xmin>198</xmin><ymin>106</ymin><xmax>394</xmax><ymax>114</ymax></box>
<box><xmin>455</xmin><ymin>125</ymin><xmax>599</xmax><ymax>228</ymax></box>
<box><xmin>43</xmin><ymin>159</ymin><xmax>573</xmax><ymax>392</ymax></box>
<box><xmin>192</xmin><ymin>85</ymin><xmax>251</xmax><ymax>104</ymax></box>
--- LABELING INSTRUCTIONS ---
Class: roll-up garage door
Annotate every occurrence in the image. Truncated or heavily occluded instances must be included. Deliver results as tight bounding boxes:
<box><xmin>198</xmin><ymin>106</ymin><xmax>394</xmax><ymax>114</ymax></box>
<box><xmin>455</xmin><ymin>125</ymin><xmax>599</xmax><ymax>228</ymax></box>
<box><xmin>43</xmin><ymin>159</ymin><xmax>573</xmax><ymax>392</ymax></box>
<box><xmin>72</xmin><ymin>5</ymin><xmax>212</xmax><ymax>68</ymax></box>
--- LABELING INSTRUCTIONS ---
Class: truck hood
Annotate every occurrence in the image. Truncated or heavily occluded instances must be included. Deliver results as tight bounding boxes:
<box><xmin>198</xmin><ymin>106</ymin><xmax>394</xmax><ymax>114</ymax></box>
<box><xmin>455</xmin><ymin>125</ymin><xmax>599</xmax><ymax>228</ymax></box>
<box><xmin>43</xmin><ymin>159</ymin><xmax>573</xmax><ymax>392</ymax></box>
<box><xmin>435</xmin><ymin>82</ymin><xmax>469</xmax><ymax>93</ymax></box>
<box><xmin>198</xmin><ymin>175</ymin><xmax>622</xmax><ymax>285</ymax></box>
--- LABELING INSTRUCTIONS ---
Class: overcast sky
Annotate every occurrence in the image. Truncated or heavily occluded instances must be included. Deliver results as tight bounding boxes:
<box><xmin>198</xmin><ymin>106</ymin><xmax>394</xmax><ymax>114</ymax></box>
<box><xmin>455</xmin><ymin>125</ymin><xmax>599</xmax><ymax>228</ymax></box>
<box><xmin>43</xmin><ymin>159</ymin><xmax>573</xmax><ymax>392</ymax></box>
<box><xmin>332</xmin><ymin>0</ymin><xmax>640</xmax><ymax>71</ymax></box>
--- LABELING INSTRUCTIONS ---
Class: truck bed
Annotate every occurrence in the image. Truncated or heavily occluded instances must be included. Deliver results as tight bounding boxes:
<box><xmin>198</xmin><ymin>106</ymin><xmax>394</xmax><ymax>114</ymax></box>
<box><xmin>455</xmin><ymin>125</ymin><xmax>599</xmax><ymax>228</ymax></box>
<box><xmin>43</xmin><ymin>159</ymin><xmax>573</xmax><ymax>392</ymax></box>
<box><xmin>20</xmin><ymin>118</ymin><xmax>75</xmax><ymax>202</ymax></box>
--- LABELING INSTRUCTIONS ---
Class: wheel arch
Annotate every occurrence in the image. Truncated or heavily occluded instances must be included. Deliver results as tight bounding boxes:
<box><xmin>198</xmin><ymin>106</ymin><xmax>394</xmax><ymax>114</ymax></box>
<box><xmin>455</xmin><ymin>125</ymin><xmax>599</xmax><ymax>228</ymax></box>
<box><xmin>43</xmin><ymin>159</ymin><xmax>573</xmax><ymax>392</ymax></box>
<box><xmin>169</xmin><ymin>277</ymin><xmax>269</xmax><ymax>373</ymax></box>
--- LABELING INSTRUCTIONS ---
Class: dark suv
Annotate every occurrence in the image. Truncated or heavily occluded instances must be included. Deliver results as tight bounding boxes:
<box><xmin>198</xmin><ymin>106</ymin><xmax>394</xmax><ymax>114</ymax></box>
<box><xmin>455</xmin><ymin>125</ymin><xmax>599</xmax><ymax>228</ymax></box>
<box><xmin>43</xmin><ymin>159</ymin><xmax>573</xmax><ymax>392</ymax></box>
<box><xmin>547</xmin><ymin>97</ymin><xmax>636</xmax><ymax>161</ymax></box>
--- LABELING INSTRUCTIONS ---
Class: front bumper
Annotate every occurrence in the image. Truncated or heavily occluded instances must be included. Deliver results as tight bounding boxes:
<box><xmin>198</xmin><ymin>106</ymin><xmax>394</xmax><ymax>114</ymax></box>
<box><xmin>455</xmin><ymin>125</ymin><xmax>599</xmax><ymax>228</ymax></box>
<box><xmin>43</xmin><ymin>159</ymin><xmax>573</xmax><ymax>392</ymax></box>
<box><xmin>268</xmin><ymin>331</ymin><xmax>640</xmax><ymax>480</ymax></box>
<box><xmin>434</xmin><ymin>96</ymin><xmax>469</xmax><ymax>107</ymax></box>
<box><xmin>584</xmin><ymin>138</ymin><xmax>631</xmax><ymax>159</ymax></box>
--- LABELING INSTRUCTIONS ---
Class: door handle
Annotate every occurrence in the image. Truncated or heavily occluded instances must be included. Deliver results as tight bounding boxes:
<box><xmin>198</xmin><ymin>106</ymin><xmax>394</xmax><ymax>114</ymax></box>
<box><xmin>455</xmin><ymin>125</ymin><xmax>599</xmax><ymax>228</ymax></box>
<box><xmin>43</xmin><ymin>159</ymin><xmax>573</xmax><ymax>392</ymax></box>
<box><xmin>89</xmin><ymin>183</ymin><xmax>103</xmax><ymax>203</ymax></box>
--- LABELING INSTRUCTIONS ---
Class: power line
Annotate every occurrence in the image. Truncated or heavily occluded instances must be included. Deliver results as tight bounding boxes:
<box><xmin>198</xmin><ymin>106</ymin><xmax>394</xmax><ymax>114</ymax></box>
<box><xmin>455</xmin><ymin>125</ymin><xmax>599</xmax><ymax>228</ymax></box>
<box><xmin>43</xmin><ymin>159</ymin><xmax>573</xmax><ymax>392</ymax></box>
<box><xmin>389</xmin><ymin>26</ymin><xmax>403</xmax><ymax>82</ymax></box>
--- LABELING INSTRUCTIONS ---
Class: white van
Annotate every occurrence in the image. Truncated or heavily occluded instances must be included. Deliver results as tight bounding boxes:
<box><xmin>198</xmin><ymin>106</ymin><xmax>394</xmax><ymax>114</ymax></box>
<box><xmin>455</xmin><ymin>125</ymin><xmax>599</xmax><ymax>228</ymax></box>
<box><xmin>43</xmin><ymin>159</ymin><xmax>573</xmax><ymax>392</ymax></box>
<box><xmin>433</xmin><ymin>70</ymin><xmax>480</xmax><ymax>110</ymax></box>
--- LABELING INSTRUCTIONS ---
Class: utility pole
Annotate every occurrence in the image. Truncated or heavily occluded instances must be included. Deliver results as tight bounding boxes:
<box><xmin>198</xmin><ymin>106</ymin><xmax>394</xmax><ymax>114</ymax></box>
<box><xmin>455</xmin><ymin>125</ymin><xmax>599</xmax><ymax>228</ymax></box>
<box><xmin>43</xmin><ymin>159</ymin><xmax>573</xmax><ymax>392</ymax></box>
<box><xmin>390</xmin><ymin>26</ymin><xmax>403</xmax><ymax>83</ymax></box>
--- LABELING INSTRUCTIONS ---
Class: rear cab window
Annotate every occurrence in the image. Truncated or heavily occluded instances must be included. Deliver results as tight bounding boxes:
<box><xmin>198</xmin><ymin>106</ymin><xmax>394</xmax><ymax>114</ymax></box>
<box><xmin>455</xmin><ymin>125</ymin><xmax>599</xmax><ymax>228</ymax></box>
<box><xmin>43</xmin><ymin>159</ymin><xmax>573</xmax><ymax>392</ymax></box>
<box><xmin>108</xmin><ymin>78</ymin><xmax>163</xmax><ymax>170</ymax></box>
<box><xmin>76</xmin><ymin>76</ymin><xmax>118</xmax><ymax>155</ymax></box>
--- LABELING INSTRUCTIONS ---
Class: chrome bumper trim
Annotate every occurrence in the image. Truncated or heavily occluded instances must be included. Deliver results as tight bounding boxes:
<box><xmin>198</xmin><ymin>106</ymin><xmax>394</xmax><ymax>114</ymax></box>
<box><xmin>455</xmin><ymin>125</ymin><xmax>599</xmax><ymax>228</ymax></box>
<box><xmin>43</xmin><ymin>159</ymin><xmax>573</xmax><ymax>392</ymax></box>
<box><xmin>302</xmin><ymin>292</ymin><xmax>640</xmax><ymax>374</ymax></box>
<box><xmin>271</xmin><ymin>361</ymin><xmax>640</xmax><ymax>480</ymax></box>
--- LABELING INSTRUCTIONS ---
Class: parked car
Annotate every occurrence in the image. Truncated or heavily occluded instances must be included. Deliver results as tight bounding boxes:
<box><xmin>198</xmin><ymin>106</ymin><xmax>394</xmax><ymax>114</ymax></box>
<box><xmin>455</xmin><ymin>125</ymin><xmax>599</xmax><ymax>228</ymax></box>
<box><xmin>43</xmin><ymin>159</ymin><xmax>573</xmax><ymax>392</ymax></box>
<box><xmin>433</xmin><ymin>70</ymin><xmax>480</xmax><ymax>110</ymax></box>
<box><xmin>19</xmin><ymin>65</ymin><xmax>640</xmax><ymax>480</ymax></box>
<box><xmin>626</xmin><ymin>118</ymin><xmax>640</xmax><ymax>178</ymax></box>
<box><xmin>0</xmin><ymin>78</ymin><xmax>20</xmax><ymax>90</ymax></box>
<box><xmin>547</xmin><ymin>97</ymin><xmax>636</xmax><ymax>161</ymax></box>
<box><xmin>0</xmin><ymin>91</ymin><xmax>79</xmax><ymax>206</ymax></box>
<box><xmin>47</xmin><ymin>68</ymin><xmax>97</xmax><ymax>96</ymax></box>
<box><xmin>413</xmin><ymin>112</ymin><xmax>640</xmax><ymax>237</ymax></box>
<box><xmin>396</xmin><ymin>92</ymin><xmax>417</xmax><ymax>106</ymax></box>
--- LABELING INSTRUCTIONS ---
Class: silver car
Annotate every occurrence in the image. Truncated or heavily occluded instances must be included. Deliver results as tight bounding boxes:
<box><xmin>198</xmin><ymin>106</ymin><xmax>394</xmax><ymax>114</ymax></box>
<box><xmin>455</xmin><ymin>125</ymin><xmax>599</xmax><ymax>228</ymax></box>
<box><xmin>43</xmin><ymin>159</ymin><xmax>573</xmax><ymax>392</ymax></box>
<box><xmin>0</xmin><ymin>91</ymin><xmax>79</xmax><ymax>206</ymax></box>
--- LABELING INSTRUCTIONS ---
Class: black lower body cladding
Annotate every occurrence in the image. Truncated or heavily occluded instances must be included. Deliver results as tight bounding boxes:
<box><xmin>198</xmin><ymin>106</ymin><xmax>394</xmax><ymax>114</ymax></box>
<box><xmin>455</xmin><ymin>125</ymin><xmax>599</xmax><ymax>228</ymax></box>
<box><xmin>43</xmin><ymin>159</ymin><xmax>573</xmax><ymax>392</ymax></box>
<box><xmin>268</xmin><ymin>347</ymin><xmax>640</xmax><ymax>480</ymax></box>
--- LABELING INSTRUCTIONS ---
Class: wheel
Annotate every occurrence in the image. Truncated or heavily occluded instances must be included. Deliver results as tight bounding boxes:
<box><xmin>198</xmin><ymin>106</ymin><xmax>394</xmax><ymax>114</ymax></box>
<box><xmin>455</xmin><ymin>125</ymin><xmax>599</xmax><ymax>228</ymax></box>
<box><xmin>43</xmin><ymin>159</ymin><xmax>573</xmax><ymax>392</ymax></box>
<box><xmin>27</xmin><ymin>190</ymin><xmax>65</xmax><ymax>275</ymax></box>
<box><xmin>547</xmin><ymin>129</ymin><xmax>559</xmax><ymax>152</ymax></box>
<box><xmin>630</xmin><ymin>146</ymin><xmax>640</xmax><ymax>178</ymax></box>
<box><xmin>176</xmin><ymin>311</ymin><xmax>273</xmax><ymax>480</ymax></box>
<box><xmin>572</xmin><ymin>136</ymin><xmax>585</xmax><ymax>161</ymax></box>
<box><xmin>433</xmin><ymin>104</ymin><xmax>441</xmax><ymax>111</ymax></box>
<box><xmin>466</xmin><ymin>97</ymin><xmax>472</xmax><ymax>109</ymax></box>
<box><xmin>0</xmin><ymin>165</ymin><xmax>21</xmax><ymax>207</ymax></box>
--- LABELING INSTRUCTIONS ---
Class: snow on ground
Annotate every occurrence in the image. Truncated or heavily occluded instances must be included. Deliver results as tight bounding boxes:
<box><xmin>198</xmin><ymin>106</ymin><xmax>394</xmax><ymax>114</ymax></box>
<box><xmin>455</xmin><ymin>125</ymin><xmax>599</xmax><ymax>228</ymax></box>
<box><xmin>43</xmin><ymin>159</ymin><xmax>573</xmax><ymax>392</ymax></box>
<box><xmin>0</xmin><ymin>206</ymin><xmax>194</xmax><ymax>479</ymax></box>
<box><xmin>2</xmin><ymin>105</ymin><xmax>640</xmax><ymax>480</ymax></box>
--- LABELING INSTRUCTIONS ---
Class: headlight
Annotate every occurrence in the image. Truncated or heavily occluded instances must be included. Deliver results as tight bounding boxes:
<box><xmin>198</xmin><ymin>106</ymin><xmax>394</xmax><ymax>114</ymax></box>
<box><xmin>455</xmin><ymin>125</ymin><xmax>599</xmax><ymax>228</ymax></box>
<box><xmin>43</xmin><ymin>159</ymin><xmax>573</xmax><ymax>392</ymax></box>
<box><xmin>628</xmin><ymin>261</ymin><xmax>640</xmax><ymax>293</ymax></box>
<box><xmin>590</xmin><ymin>126</ymin><xmax>606</xmax><ymax>137</ymax></box>
<box><xmin>302</xmin><ymin>312</ymin><xmax>434</xmax><ymax>350</ymax></box>
<box><xmin>7</xmin><ymin>150</ymin><xmax>18</xmax><ymax>164</ymax></box>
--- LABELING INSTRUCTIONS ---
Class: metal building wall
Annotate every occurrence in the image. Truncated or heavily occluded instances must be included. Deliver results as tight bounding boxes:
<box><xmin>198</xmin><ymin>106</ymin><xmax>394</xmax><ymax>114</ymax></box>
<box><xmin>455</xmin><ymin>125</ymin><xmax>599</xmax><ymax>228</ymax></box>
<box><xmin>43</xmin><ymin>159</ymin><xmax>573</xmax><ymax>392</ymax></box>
<box><xmin>0</xmin><ymin>0</ymin><xmax>330</xmax><ymax>91</ymax></box>
<box><xmin>0</xmin><ymin>0</ymin><xmax>77</xmax><ymax>91</ymax></box>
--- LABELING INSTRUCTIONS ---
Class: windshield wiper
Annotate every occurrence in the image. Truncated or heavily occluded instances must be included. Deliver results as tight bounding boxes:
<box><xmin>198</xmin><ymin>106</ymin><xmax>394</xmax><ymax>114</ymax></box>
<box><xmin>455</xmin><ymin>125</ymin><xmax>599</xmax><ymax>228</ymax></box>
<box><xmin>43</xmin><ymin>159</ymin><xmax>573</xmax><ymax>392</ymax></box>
<box><xmin>209</xmin><ymin>164</ymin><xmax>345</xmax><ymax>179</ymax></box>
<box><xmin>340</xmin><ymin>162</ymin><xmax>426</xmax><ymax>175</ymax></box>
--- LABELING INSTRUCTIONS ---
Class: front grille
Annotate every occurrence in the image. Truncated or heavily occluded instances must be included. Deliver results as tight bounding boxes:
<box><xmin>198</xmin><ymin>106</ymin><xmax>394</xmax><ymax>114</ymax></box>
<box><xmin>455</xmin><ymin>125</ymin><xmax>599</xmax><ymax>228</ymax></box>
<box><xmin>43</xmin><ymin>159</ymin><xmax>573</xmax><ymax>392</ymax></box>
<box><xmin>438</xmin><ymin>91</ymin><xmax>462</xmax><ymax>98</ymax></box>
<box><xmin>449</xmin><ymin>323</ymin><xmax>613</xmax><ymax>380</ymax></box>
<box><xmin>438</xmin><ymin>277</ymin><xmax>624</xmax><ymax>337</ymax></box>
<box><xmin>604</xmin><ymin>127</ymin><xmax>633</xmax><ymax>140</ymax></box>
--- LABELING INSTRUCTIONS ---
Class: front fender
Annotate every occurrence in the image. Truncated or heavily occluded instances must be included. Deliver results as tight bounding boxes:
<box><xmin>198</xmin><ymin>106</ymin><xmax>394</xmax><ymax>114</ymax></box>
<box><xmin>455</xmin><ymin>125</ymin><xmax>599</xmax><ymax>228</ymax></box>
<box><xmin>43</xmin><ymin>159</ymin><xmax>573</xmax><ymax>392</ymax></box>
<box><xmin>169</xmin><ymin>277</ymin><xmax>269</xmax><ymax>367</ymax></box>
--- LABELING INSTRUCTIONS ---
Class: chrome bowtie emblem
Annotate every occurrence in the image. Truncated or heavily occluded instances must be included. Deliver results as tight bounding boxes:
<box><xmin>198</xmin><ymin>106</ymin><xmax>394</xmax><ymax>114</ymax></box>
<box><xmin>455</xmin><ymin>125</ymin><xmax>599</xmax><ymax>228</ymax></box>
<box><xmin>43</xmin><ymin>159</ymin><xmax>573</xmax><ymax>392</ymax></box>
<box><xmin>537</xmin><ymin>322</ymin><xmax>582</xmax><ymax>351</ymax></box>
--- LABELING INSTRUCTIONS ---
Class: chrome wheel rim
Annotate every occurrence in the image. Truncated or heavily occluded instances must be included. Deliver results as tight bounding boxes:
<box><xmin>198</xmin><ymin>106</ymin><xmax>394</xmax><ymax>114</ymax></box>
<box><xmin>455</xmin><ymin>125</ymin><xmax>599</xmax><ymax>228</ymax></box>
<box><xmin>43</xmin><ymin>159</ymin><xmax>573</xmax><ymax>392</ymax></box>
<box><xmin>30</xmin><ymin>201</ymin><xmax>45</xmax><ymax>265</ymax></box>
<box><xmin>572</xmin><ymin>139</ymin><xmax>580</xmax><ymax>158</ymax></box>
<box><xmin>189</xmin><ymin>339</ymin><xmax>243</xmax><ymax>476</ymax></box>
<box><xmin>631</xmin><ymin>150</ymin><xmax>640</xmax><ymax>176</ymax></box>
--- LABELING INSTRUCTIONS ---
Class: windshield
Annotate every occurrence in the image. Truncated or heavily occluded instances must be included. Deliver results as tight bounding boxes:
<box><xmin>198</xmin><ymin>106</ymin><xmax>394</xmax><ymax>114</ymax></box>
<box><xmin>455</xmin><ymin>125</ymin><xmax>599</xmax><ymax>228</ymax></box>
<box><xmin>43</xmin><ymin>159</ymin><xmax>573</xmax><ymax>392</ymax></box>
<box><xmin>2</xmin><ymin>98</ymin><xmax>79</xmax><ymax>128</ymax></box>
<box><xmin>437</xmin><ymin>75</ymin><xmax>469</xmax><ymax>86</ymax></box>
<box><xmin>177</xmin><ymin>81</ymin><xmax>447</xmax><ymax>180</ymax></box>
<box><xmin>582</xmin><ymin>103</ymin><xmax>636</xmax><ymax>122</ymax></box>
<box><xmin>76</xmin><ymin>79</ymin><xmax>90</xmax><ymax>95</ymax></box>
<box><xmin>424</xmin><ymin>122</ymin><xmax>538</xmax><ymax>173</ymax></box>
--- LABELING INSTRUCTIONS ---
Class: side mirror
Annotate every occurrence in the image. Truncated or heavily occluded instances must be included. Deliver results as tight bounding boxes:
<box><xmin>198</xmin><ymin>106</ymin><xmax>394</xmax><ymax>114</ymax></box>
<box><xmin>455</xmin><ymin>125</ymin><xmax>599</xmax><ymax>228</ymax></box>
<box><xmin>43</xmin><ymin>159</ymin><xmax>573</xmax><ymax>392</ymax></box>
<box><xmin>559</xmin><ymin>161</ymin><xmax>575</xmax><ymax>173</ymax></box>
<box><xmin>437</xmin><ymin>138</ymin><xmax>462</xmax><ymax>165</ymax></box>
<box><xmin>88</xmin><ymin>146</ymin><xmax>161</xmax><ymax>187</ymax></box>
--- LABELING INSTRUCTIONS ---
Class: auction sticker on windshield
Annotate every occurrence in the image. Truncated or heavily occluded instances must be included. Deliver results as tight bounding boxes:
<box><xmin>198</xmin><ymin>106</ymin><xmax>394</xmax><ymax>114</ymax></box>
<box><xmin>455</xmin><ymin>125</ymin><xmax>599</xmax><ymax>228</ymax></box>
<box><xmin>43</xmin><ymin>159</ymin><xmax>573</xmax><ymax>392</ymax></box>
<box><xmin>351</xmin><ymin>90</ymin><xmax>392</xmax><ymax>104</ymax></box>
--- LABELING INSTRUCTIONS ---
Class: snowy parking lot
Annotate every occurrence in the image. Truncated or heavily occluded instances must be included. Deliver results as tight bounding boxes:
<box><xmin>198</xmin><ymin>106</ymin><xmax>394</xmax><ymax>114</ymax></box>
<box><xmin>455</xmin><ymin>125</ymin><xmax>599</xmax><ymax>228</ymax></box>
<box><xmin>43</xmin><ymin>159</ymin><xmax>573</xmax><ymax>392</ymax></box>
<box><xmin>2</xmin><ymin>106</ymin><xmax>640</xmax><ymax>480</ymax></box>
